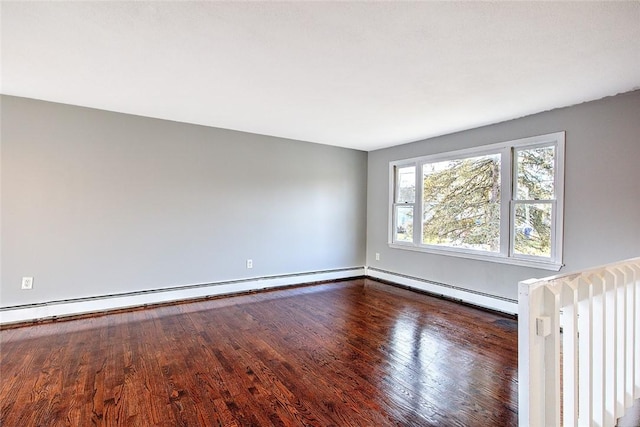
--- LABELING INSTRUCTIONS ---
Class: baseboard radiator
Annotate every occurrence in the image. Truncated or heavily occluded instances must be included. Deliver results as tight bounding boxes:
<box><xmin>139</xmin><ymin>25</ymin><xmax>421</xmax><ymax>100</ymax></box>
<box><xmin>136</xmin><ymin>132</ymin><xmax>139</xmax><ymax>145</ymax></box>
<box><xmin>0</xmin><ymin>267</ymin><xmax>365</xmax><ymax>325</ymax></box>
<box><xmin>366</xmin><ymin>267</ymin><xmax>518</xmax><ymax>315</ymax></box>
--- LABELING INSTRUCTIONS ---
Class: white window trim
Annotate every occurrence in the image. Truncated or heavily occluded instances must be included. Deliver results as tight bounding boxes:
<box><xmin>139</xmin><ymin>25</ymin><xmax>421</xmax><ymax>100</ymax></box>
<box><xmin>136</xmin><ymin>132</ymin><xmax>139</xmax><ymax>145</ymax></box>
<box><xmin>388</xmin><ymin>162</ymin><xmax>417</xmax><ymax>244</ymax></box>
<box><xmin>388</xmin><ymin>132</ymin><xmax>565</xmax><ymax>271</ymax></box>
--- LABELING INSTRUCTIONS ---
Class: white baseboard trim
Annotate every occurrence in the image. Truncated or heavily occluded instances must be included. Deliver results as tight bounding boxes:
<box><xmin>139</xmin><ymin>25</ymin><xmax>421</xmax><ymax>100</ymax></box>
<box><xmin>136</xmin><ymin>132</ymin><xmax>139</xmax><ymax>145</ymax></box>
<box><xmin>366</xmin><ymin>267</ymin><xmax>518</xmax><ymax>315</ymax></box>
<box><xmin>0</xmin><ymin>267</ymin><xmax>365</xmax><ymax>325</ymax></box>
<box><xmin>1</xmin><ymin>266</ymin><xmax>517</xmax><ymax>325</ymax></box>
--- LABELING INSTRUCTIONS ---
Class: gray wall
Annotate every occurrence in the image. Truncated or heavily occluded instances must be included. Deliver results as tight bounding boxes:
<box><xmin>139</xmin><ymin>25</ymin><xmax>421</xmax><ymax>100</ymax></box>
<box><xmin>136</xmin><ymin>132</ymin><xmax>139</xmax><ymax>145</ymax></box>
<box><xmin>367</xmin><ymin>90</ymin><xmax>640</xmax><ymax>301</ymax></box>
<box><xmin>3</xmin><ymin>91</ymin><xmax>639</xmax><ymax>308</ymax></box>
<box><xmin>1</xmin><ymin>96</ymin><xmax>367</xmax><ymax>307</ymax></box>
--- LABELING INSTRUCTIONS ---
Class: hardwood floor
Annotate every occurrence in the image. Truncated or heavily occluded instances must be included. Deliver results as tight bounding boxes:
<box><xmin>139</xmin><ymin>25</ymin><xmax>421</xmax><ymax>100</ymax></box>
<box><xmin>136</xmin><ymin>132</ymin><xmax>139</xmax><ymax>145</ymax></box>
<box><xmin>0</xmin><ymin>278</ymin><xmax>521</xmax><ymax>426</ymax></box>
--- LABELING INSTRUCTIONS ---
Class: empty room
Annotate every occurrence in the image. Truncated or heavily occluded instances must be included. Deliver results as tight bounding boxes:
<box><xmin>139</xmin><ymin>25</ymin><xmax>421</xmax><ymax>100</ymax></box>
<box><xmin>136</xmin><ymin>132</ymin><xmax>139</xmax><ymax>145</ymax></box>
<box><xmin>1</xmin><ymin>2</ymin><xmax>639</xmax><ymax>426</ymax></box>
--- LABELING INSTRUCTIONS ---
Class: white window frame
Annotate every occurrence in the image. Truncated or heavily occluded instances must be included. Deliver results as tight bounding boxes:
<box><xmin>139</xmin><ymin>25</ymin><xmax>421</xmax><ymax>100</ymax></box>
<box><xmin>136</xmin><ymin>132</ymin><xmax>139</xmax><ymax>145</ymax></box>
<box><xmin>391</xmin><ymin>164</ymin><xmax>417</xmax><ymax>244</ymax></box>
<box><xmin>388</xmin><ymin>132</ymin><xmax>565</xmax><ymax>271</ymax></box>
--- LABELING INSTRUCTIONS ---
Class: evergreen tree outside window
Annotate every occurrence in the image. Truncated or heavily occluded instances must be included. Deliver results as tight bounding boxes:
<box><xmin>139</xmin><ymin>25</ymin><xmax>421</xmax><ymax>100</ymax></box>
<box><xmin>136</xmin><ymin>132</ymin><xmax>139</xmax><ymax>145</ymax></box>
<box><xmin>389</xmin><ymin>132</ymin><xmax>565</xmax><ymax>270</ymax></box>
<box><xmin>422</xmin><ymin>153</ymin><xmax>501</xmax><ymax>252</ymax></box>
<box><xmin>513</xmin><ymin>145</ymin><xmax>557</xmax><ymax>259</ymax></box>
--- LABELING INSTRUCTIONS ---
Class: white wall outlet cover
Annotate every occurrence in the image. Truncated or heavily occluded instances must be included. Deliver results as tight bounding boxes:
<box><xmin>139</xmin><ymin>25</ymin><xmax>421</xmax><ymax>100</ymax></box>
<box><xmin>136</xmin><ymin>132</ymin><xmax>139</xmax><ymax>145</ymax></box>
<box><xmin>246</xmin><ymin>259</ymin><xmax>253</xmax><ymax>269</ymax></box>
<box><xmin>21</xmin><ymin>277</ymin><xmax>34</xmax><ymax>290</ymax></box>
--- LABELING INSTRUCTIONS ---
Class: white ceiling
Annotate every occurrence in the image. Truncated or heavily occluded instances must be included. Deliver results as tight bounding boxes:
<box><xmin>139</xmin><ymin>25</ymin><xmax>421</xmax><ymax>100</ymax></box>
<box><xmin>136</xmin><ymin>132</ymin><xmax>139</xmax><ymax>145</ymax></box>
<box><xmin>2</xmin><ymin>2</ymin><xmax>639</xmax><ymax>151</ymax></box>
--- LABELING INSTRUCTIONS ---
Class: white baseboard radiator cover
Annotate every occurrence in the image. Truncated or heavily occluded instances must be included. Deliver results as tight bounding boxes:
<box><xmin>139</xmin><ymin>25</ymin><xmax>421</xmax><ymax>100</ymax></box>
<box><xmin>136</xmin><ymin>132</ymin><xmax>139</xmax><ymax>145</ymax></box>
<box><xmin>1</xmin><ymin>266</ymin><xmax>518</xmax><ymax>326</ymax></box>
<box><xmin>0</xmin><ymin>268</ymin><xmax>365</xmax><ymax>325</ymax></box>
<box><xmin>366</xmin><ymin>267</ymin><xmax>518</xmax><ymax>315</ymax></box>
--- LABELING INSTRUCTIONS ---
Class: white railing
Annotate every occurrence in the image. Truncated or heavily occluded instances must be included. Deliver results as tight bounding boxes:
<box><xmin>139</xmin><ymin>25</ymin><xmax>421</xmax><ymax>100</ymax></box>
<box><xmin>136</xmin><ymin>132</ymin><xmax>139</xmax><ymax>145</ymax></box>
<box><xmin>519</xmin><ymin>257</ymin><xmax>640</xmax><ymax>427</ymax></box>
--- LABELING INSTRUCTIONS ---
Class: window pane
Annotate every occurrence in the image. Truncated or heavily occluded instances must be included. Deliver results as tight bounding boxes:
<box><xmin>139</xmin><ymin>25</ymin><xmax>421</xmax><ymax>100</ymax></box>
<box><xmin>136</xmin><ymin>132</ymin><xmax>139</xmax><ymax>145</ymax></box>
<box><xmin>516</xmin><ymin>146</ymin><xmax>555</xmax><ymax>200</ymax></box>
<box><xmin>396</xmin><ymin>166</ymin><xmax>415</xmax><ymax>203</ymax></box>
<box><xmin>514</xmin><ymin>202</ymin><xmax>552</xmax><ymax>258</ymax></box>
<box><xmin>422</xmin><ymin>154</ymin><xmax>501</xmax><ymax>252</ymax></box>
<box><xmin>395</xmin><ymin>205</ymin><xmax>413</xmax><ymax>242</ymax></box>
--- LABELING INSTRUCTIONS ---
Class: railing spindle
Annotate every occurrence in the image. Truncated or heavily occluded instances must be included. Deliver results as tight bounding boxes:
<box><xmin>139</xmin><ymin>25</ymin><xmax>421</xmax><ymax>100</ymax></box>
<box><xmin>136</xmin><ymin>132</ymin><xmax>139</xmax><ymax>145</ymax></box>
<box><xmin>519</xmin><ymin>257</ymin><xmax>640</xmax><ymax>427</ymax></box>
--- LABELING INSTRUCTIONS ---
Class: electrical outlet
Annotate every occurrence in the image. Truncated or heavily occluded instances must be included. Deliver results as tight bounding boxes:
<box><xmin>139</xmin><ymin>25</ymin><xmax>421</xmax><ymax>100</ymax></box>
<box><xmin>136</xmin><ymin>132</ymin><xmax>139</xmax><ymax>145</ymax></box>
<box><xmin>246</xmin><ymin>259</ymin><xmax>253</xmax><ymax>269</ymax></box>
<box><xmin>21</xmin><ymin>277</ymin><xmax>34</xmax><ymax>290</ymax></box>
<box><xmin>375</xmin><ymin>253</ymin><xmax>380</xmax><ymax>261</ymax></box>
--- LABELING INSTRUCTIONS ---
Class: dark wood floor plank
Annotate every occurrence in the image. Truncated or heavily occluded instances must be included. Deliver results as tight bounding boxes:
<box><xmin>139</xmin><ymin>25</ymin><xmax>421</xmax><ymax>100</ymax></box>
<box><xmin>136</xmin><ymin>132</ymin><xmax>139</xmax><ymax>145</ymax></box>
<box><xmin>4</xmin><ymin>278</ymin><xmax>634</xmax><ymax>426</ymax></box>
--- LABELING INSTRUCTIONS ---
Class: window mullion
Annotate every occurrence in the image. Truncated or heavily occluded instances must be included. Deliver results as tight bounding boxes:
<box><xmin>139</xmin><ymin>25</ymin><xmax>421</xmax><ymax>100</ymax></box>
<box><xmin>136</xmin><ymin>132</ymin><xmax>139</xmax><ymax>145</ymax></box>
<box><xmin>410</xmin><ymin>162</ymin><xmax>419</xmax><ymax>245</ymax></box>
<box><xmin>500</xmin><ymin>148</ymin><xmax>512</xmax><ymax>256</ymax></box>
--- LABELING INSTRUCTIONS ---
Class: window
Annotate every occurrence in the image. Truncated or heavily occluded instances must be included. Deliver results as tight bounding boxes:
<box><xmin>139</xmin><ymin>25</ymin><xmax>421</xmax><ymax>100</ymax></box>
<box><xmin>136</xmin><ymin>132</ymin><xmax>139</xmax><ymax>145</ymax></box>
<box><xmin>392</xmin><ymin>165</ymin><xmax>415</xmax><ymax>242</ymax></box>
<box><xmin>422</xmin><ymin>152</ymin><xmax>502</xmax><ymax>253</ymax></box>
<box><xmin>389</xmin><ymin>132</ymin><xmax>565</xmax><ymax>270</ymax></box>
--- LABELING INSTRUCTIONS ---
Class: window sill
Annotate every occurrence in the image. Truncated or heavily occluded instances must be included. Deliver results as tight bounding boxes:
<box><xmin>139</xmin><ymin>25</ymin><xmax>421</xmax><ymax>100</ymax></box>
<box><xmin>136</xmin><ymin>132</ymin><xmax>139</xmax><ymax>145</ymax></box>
<box><xmin>388</xmin><ymin>242</ymin><xmax>563</xmax><ymax>271</ymax></box>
